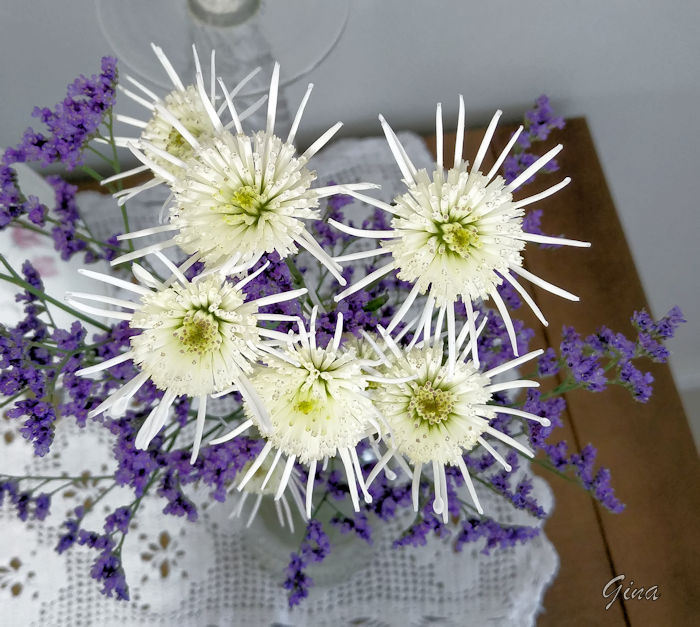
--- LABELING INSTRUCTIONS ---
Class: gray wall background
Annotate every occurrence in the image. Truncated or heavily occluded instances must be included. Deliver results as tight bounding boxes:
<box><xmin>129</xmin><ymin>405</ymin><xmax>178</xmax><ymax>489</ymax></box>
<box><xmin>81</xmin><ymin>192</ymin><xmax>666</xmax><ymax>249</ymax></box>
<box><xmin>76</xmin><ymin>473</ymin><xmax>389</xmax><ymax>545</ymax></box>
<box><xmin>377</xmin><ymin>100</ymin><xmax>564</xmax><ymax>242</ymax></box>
<box><xmin>1</xmin><ymin>1</ymin><xmax>698</xmax><ymax>442</ymax></box>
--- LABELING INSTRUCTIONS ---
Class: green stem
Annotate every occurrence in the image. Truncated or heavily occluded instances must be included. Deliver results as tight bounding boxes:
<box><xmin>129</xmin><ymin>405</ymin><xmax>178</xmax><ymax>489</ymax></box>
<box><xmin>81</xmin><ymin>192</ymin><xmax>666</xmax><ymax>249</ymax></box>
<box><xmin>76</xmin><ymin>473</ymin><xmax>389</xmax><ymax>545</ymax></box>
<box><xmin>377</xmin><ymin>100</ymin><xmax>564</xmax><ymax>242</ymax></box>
<box><xmin>0</xmin><ymin>272</ymin><xmax>108</xmax><ymax>330</ymax></box>
<box><xmin>0</xmin><ymin>473</ymin><xmax>115</xmax><ymax>482</ymax></box>
<box><xmin>310</xmin><ymin>491</ymin><xmax>329</xmax><ymax>520</ymax></box>
<box><xmin>85</xmin><ymin>144</ymin><xmax>114</xmax><ymax>167</ymax></box>
<box><xmin>9</xmin><ymin>218</ymin><xmax>108</xmax><ymax>261</ymax></box>
<box><xmin>29</xmin><ymin>478</ymin><xmax>51</xmax><ymax>494</ymax></box>
<box><xmin>285</xmin><ymin>257</ymin><xmax>323</xmax><ymax>312</ymax></box>
<box><xmin>0</xmin><ymin>253</ymin><xmax>109</xmax><ymax>331</ymax></box>
<box><xmin>104</xmin><ymin>112</ymin><xmax>134</xmax><ymax>251</ymax></box>
<box><xmin>0</xmin><ymin>390</ymin><xmax>24</xmax><ymax>409</ymax></box>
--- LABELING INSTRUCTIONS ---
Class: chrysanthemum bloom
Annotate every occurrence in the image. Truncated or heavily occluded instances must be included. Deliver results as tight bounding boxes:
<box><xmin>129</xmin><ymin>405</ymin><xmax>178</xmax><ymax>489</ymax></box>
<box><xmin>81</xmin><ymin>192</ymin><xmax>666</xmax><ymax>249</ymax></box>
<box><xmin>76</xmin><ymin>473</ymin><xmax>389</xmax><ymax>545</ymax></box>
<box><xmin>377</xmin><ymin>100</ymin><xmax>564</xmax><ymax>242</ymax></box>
<box><xmin>330</xmin><ymin>97</ymin><xmax>590</xmax><ymax>365</ymax></box>
<box><xmin>367</xmin><ymin>317</ymin><xmax>551</xmax><ymax>522</ymax></box>
<box><xmin>68</xmin><ymin>255</ymin><xmax>306</xmax><ymax>461</ymax></box>
<box><xmin>229</xmin><ymin>454</ymin><xmax>306</xmax><ymax>532</ymax></box>
<box><xmin>103</xmin><ymin>43</ymin><xmax>266</xmax><ymax>203</ymax></box>
<box><xmin>211</xmin><ymin>308</ymin><xmax>404</xmax><ymax>516</ymax></box>
<box><xmin>110</xmin><ymin>47</ymin><xmax>374</xmax><ymax>282</ymax></box>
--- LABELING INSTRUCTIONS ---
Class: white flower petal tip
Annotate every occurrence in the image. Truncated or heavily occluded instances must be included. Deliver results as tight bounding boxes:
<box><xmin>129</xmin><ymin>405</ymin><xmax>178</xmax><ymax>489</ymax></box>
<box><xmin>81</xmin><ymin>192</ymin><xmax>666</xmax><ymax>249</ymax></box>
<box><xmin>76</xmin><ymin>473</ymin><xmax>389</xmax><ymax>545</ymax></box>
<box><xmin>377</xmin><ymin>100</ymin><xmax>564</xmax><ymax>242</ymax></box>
<box><xmin>231</xmin><ymin>454</ymin><xmax>306</xmax><ymax>529</ymax></box>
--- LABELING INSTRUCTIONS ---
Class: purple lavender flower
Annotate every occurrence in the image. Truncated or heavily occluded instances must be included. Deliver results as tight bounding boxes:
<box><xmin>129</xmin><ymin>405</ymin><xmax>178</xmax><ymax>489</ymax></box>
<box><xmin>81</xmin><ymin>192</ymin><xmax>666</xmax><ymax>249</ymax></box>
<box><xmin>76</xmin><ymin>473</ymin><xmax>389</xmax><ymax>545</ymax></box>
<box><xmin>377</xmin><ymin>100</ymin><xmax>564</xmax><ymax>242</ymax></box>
<box><xmin>46</xmin><ymin>175</ymin><xmax>89</xmax><ymax>261</ymax></box>
<box><xmin>0</xmin><ymin>165</ymin><xmax>27</xmax><ymax>228</ymax></box>
<box><xmin>283</xmin><ymin>519</ymin><xmax>332</xmax><ymax>607</ymax></box>
<box><xmin>34</xmin><ymin>493</ymin><xmax>52</xmax><ymax>520</ymax></box>
<box><xmin>312</xmin><ymin>183</ymin><xmax>354</xmax><ymax>249</ymax></box>
<box><xmin>537</xmin><ymin>347</ymin><xmax>560</xmax><ymax>376</ymax></box>
<box><xmin>561</xmin><ymin>326</ymin><xmax>607</xmax><ymax>392</ymax></box>
<box><xmin>504</xmin><ymin>95</ymin><xmax>565</xmax><ymax>186</ymax></box>
<box><xmin>3</xmin><ymin>57</ymin><xmax>118</xmax><ymax>170</ymax></box>
<box><xmin>619</xmin><ymin>361</ymin><xmax>654</xmax><ymax>402</ymax></box>
<box><xmin>330</xmin><ymin>512</ymin><xmax>372</xmax><ymax>543</ymax></box>
<box><xmin>56</xmin><ymin>518</ymin><xmax>81</xmax><ymax>554</ymax></box>
<box><xmin>393</xmin><ymin>502</ymin><xmax>450</xmax><ymax>548</ymax></box>
<box><xmin>90</xmin><ymin>551</ymin><xmax>130</xmax><ymax>600</ymax></box>
<box><xmin>284</xmin><ymin>553</ymin><xmax>312</xmax><ymax>607</ymax></box>
<box><xmin>157</xmin><ymin>471</ymin><xmax>198</xmax><ymax>521</ymax></box>
<box><xmin>104</xmin><ymin>507</ymin><xmax>132</xmax><ymax>535</ymax></box>
<box><xmin>300</xmin><ymin>519</ymin><xmax>331</xmax><ymax>563</ymax></box>
<box><xmin>455</xmin><ymin>518</ymin><xmax>540</xmax><ymax>554</ymax></box>
<box><xmin>7</xmin><ymin>399</ymin><xmax>57</xmax><ymax>457</ymax></box>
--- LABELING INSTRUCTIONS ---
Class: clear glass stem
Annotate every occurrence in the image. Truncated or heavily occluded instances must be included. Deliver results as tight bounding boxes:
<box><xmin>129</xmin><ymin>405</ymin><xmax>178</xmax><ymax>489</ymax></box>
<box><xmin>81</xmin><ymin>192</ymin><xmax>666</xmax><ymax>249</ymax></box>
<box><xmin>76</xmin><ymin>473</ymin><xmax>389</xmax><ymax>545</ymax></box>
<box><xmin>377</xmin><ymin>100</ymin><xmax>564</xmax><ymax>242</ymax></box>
<box><xmin>187</xmin><ymin>0</ymin><xmax>261</xmax><ymax>27</ymax></box>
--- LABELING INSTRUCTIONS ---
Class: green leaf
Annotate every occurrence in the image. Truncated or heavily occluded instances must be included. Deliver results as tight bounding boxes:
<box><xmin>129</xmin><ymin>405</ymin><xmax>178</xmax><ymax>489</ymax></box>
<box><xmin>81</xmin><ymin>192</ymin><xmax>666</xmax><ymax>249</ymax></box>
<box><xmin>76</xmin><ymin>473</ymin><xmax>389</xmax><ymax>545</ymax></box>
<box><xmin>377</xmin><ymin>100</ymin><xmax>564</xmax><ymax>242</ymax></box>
<box><xmin>364</xmin><ymin>294</ymin><xmax>389</xmax><ymax>312</ymax></box>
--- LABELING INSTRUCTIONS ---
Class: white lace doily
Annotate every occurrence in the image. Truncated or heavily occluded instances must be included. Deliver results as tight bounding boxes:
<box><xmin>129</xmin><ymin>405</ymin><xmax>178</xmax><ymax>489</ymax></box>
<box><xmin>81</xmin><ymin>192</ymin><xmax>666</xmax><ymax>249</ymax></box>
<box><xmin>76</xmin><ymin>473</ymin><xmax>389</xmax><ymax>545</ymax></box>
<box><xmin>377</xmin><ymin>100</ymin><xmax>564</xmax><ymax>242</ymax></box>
<box><xmin>1</xmin><ymin>134</ymin><xmax>558</xmax><ymax>626</ymax></box>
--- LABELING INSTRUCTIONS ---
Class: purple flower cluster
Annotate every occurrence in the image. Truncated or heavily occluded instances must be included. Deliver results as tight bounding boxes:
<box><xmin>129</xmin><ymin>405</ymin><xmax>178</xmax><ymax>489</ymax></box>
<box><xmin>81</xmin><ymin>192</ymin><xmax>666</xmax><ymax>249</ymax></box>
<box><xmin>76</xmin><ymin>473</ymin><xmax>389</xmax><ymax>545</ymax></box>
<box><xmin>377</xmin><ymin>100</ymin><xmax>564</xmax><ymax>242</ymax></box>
<box><xmin>561</xmin><ymin>326</ymin><xmax>608</xmax><ymax>392</ymax></box>
<box><xmin>243</xmin><ymin>252</ymin><xmax>301</xmax><ymax>328</ymax></box>
<box><xmin>56</xmin><ymin>508</ymin><xmax>130</xmax><ymax>600</ymax></box>
<box><xmin>0</xmin><ymin>480</ymin><xmax>52</xmax><ymax>521</ymax></box>
<box><xmin>157</xmin><ymin>470</ymin><xmax>198</xmax><ymax>522</ymax></box>
<box><xmin>365</xmin><ymin>465</ymin><xmax>412</xmax><ymax>521</ymax></box>
<box><xmin>90</xmin><ymin>550</ymin><xmax>130</xmax><ymax>600</ymax></box>
<box><xmin>3</xmin><ymin>57</ymin><xmax>118</xmax><ymax>170</ymax></box>
<box><xmin>490</xmin><ymin>451</ymin><xmax>547</xmax><ymax>519</ymax></box>
<box><xmin>632</xmin><ymin>306</ymin><xmax>685</xmax><ymax>362</ymax></box>
<box><xmin>537</xmin><ymin>347</ymin><xmax>560</xmax><ymax>376</ymax></box>
<box><xmin>504</xmin><ymin>95</ymin><xmax>565</xmax><ymax>186</ymax></box>
<box><xmin>312</xmin><ymin>186</ymin><xmax>354</xmax><ymax>249</ymax></box>
<box><xmin>3</xmin><ymin>304</ymin><xmax>96</xmax><ymax>453</ymax></box>
<box><xmin>1</xmin><ymin>166</ymin><xmax>112</xmax><ymax>261</ymax></box>
<box><xmin>455</xmin><ymin>518</ymin><xmax>540</xmax><ymax>554</ymax></box>
<box><xmin>393</xmin><ymin>501</ymin><xmax>450</xmax><ymax>548</ymax></box>
<box><xmin>47</xmin><ymin>175</ymin><xmax>92</xmax><ymax>261</ymax></box>
<box><xmin>0</xmin><ymin>165</ymin><xmax>48</xmax><ymax>229</ymax></box>
<box><xmin>548</xmin><ymin>307</ymin><xmax>685</xmax><ymax>403</ymax></box>
<box><xmin>522</xmin><ymin>390</ymin><xmax>624</xmax><ymax>513</ymax></box>
<box><xmin>330</xmin><ymin>511</ymin><xmax>372</xmax><ymax>543</ymax></box>
<box><xmin>104</xmin><ymin>507</ymin><xmax>132</xmax><ymax>535</ymax></box>
<box><xmin>284</xmin><ymin>519</ymin><xmax>331</xmax><ymax>606</ymax></box>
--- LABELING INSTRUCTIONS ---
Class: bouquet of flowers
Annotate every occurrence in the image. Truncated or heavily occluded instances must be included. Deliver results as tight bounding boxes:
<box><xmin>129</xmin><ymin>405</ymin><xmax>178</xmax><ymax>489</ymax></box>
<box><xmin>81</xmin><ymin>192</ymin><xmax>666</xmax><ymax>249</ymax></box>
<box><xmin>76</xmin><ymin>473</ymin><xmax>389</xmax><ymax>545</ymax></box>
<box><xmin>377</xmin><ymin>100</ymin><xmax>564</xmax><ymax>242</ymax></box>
<box><xmin>0</xmin><ymin>46</ymin><xmax>684</xmax><ymax>609</ymax></box>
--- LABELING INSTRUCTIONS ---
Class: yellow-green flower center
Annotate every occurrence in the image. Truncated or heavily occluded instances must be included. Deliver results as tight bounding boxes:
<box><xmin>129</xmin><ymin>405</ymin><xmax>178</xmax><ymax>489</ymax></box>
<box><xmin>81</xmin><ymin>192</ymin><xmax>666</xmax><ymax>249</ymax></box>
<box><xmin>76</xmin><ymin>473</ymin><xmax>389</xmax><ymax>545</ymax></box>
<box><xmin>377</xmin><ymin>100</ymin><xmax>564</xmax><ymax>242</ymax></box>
<box><xmin>174</xmin><ymin>310</ymin><xmax>222</xmax><ymax>356</ymax></box>
<box><xmin>220</xmin><ymin>184</ymin><xmax>269</xmax><ymax>226</ymax></box>
<box><xmin>440</xmin><ymin>222</ymin><xmax>481</xmax><ymax>259</ymax></box>
<box><xmin>410</xmin><ymin>381</ymin><xmax>455</xmax><ymax>425</ymax></box>
<box><xmin>232</xmin><ymin>185</ymin><xmax>264</xmax><ymax>213</ymax></box>
<box><xmin>166</xmin><ymin>125</ymin><xmax>205</xmax><ymax>161</ymax></box>
<box><xmin>294</xmin><ymin>398</ymin><xmax>317</xmax><ymax>415</ymax></box>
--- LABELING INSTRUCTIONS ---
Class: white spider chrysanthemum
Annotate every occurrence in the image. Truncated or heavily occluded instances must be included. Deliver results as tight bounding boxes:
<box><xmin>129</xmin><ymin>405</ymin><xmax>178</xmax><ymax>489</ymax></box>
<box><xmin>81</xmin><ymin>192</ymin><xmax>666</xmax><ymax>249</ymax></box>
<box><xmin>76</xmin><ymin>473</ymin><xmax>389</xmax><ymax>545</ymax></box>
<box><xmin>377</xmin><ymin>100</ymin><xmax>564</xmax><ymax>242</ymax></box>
<box><xmin>366</xmin><ymin>315</ymin><xmax>551</xmax><ymax>522</ymax></box>
<box><xmin>329</xmin><ymin>97</ymin><xmax>590</xmax><ymax>365</ymax></box>
<box><xmin>228</xmin><ymin>454</ymin><xmax>306</xmax><ymax>532</ymax></box>
<box><xmin>102</xmin><ymin>43</ymin><xmax>266</xmax><ymax>204</ymax></box>
<box><xmin>67</xmin><ymin>255</ymin><xmax>306</xmax><ymax>460</ymax></box>
<box><xmin>109</xmin><ymin>47</ymin><xmax>375</xmax><ymax>283</ymax></box>
<box><xmin>208</xmin><ymin>309</ymin><xmax>403</xmax><ymax>515</ymax></box>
